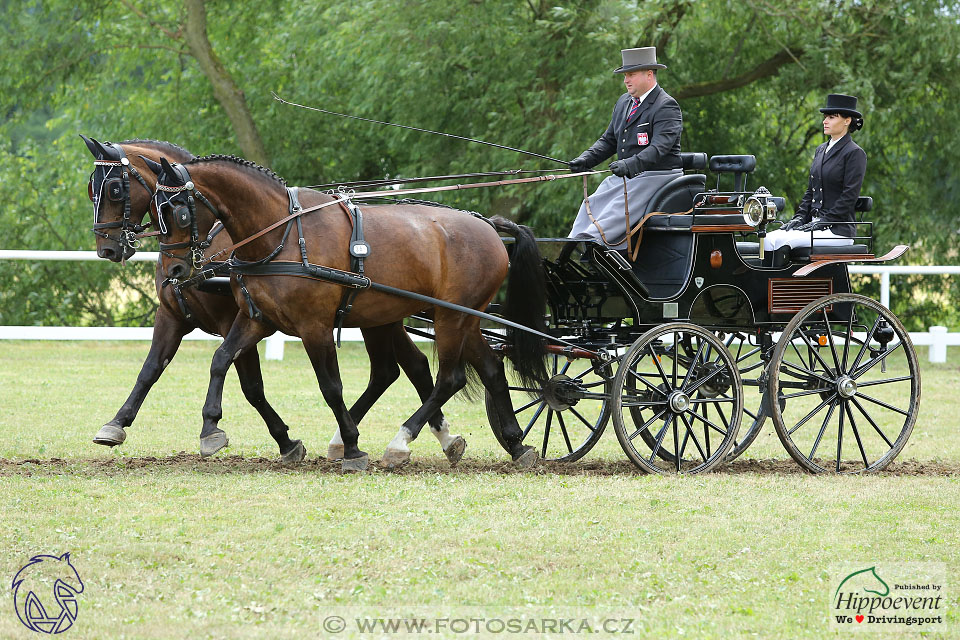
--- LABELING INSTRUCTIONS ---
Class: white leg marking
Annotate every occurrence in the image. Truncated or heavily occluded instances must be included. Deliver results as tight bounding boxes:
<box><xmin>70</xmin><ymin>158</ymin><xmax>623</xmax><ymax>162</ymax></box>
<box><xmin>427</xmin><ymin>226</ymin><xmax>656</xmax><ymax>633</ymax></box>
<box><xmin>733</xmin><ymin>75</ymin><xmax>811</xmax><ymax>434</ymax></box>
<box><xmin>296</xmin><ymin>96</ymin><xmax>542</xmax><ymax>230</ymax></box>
<box><xmin>386</xmin><ymin>426</ymin><xmax>414</xmax><ymax>453</ymax></box>
<box><xmin>329</xmin><ymin>428</ymin><xmax>343</xmax><ymax>447</ymax></box>
<box><xmin>327</xmin><ymin>428</ymin><xmax>345</xmax><ymax>460</ymax></box>
<box><xmin>430</xmin><ymin>419</ymin><xmax>460</xmax><ymax>451</ymax></box>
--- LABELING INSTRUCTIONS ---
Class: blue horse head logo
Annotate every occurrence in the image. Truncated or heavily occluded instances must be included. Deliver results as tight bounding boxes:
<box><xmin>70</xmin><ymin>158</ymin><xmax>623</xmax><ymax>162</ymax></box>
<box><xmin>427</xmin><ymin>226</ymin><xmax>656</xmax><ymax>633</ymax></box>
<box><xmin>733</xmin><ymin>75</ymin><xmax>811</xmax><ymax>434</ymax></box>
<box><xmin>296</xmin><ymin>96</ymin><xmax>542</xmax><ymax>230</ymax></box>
<box><xmin>11</xmin><ymin>553</ymin><xmax>84</xmax><ymax>634</ymax></box>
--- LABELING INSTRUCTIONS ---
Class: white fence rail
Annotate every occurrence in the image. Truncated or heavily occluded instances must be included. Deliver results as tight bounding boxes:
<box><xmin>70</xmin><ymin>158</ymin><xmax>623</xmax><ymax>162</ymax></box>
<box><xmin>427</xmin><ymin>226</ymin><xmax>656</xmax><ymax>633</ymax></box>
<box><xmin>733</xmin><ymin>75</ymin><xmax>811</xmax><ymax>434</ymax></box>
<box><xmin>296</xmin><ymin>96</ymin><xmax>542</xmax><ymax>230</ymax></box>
<box><xmin>1</xmin><ymin>250</ymin><xmax>957</xmax><ymax>362</ymax></box>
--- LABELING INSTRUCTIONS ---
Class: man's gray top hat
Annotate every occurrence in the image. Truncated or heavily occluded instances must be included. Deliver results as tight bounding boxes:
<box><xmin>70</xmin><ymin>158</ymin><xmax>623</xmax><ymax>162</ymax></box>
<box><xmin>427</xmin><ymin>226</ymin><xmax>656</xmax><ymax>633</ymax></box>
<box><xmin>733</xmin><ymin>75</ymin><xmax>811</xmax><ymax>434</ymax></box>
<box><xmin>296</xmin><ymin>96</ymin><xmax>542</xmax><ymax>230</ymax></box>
<box><xmin>613</xmin><ymin>47</ymin><xmax>667</xmax><ymax>73</ymax></box>
<box><xmin>819</xmin><ymin>93</ymin><xmax>862</xmax><ymax>119</ymax></box>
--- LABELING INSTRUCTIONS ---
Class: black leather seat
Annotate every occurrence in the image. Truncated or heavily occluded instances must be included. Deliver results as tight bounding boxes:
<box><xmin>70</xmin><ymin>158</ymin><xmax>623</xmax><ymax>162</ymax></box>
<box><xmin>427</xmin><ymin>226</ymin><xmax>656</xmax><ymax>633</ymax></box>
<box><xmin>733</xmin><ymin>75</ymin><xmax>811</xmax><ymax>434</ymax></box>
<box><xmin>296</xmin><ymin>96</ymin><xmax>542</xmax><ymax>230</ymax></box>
<box><xmin>789</xmin><ymin>244</ymin><xmax>870</xmax><ymax>260</ymax></box>
<box><xmin>681</xmin><ymin>152</ymin><xmax>708</xmax><ymax>170</ymax></box>
<box><xmin>628</xmin><ymin>173</ymin><xmax>706</xmax><ymax>297</ymax></box>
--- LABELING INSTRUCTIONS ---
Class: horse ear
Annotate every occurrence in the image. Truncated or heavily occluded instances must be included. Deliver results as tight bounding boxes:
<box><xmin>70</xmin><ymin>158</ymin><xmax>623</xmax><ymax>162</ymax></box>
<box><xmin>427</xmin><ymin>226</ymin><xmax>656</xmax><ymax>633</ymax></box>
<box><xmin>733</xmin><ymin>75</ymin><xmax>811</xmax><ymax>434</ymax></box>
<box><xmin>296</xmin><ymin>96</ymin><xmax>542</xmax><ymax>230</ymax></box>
<box><xmin>140</xmin><ymin>155</ymin><xmax>163</xmax><ymax>176</ymax></box>
<box><xmin>160</xmin><ymin>157</ymin><xmax>178</xmax><ymax>182</ymax></box>
<box><xmin>79</xmin><ymin>134</ymin><xmax>100</xmax><ymax>158</ymax></box>
<box><xmin>93</xmin><ymin>139</ymin><xmax>111</xmax><ymax>158</ymax></box>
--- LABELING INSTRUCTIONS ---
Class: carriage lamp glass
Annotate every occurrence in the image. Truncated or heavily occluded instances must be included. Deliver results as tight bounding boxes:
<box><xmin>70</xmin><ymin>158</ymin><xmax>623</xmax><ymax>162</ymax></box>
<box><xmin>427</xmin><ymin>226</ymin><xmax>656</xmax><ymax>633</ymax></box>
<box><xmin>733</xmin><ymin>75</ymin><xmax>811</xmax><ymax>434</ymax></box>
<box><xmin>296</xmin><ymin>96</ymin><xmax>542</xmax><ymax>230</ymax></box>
<box><xmin>742</xmin><ymin>186</ymin><xmax>778</xmax><ymax>227</ymax></box>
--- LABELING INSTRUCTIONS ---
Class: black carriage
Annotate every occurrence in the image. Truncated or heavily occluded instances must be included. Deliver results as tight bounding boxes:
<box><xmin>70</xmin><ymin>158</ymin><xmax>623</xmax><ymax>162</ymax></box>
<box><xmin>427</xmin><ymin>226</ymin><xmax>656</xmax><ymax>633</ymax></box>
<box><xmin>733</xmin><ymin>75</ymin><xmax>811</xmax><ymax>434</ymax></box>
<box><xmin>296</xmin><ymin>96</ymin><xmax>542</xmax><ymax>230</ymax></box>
<box><xmin>489</xmin><ymin>153</ymin><xmax>919</xmax><ymax>474</ymax></box>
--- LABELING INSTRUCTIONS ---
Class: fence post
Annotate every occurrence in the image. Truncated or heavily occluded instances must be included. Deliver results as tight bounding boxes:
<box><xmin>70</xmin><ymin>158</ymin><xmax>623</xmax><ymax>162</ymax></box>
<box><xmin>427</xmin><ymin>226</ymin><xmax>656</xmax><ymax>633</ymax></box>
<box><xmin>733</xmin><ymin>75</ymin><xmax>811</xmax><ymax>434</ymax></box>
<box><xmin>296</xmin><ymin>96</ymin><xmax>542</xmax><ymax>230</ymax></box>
<box><xmin>929</xmin><ymin>326</ymin><xmax>947</xmax><ymax>363</ymax></box>
<box><xmin>265</xmin><ymin>334</ymin><xmax>285</xmax><ymax>361</ymax></box>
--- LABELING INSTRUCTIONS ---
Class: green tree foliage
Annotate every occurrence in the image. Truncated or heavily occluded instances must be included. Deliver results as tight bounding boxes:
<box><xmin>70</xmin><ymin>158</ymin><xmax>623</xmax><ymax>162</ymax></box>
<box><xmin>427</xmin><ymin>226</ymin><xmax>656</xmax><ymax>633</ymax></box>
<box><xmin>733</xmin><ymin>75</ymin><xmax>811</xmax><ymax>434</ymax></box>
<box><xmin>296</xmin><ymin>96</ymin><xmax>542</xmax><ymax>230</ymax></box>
<box><xmin>1</xmin><ymin>0</ymin><xmax>959</xmax><ymax>328</ymax></box>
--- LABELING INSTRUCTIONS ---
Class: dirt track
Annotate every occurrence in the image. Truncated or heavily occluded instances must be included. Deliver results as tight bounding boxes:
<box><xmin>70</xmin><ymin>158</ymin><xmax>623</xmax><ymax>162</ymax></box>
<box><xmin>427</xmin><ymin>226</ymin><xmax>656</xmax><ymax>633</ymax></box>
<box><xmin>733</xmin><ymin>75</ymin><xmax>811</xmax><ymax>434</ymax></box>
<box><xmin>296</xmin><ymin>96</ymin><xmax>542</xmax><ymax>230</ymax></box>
<box><xmin>2</xmin><ymin>454</ymin><xmax>958</xmax><ymax>477</ymax></box>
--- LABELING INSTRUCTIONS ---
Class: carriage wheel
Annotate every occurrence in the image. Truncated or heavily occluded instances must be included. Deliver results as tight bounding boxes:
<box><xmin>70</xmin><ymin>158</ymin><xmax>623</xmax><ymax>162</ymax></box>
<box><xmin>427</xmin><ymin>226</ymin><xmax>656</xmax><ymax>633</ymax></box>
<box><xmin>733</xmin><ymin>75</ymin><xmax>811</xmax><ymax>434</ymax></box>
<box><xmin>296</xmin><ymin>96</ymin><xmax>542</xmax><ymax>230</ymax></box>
<box><xmin>486</xmin><ymin>353</ymin><xmax>612</xmax><ymax>462</ymax></box>
<box><xmin>612</xmin><ymin>323</ymin><xmax>743</xmax><ymax>474</ymax></box>
<box><xmin>721</xmin><ymin>332</ymin><xmax>769</xmax><ymax>461</ymax></box>
<box><xmin>769</xmin><ymin>293</ymin><xmax>920</xmax><ymax>473</ymax></box>
<box><xmin>651</xmin><ymin>331</ymin><xmax>768</xmax><ymax>462</ymax></box>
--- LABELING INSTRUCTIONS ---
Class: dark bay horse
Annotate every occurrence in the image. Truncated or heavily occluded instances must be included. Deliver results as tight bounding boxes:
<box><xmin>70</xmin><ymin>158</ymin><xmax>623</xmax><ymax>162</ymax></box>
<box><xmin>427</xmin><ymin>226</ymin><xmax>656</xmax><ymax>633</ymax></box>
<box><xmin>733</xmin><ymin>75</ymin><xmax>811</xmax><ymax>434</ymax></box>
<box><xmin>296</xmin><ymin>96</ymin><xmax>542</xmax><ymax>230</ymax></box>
<box><xmin>83</xmin><ymin>137</ymin><xmax>462</xmax><ymax>463</ymax></box>
<box><xmin>151</xmin><ymin>155</ymin><xmax>548</xmax><ymax>470</ymax></box>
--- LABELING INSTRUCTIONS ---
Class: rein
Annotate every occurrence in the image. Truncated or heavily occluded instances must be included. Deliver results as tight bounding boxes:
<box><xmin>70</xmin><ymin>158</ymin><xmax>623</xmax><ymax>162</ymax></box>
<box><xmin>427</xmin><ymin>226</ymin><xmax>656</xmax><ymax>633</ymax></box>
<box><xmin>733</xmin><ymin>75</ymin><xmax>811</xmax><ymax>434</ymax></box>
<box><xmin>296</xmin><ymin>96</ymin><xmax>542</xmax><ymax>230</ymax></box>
<box><xmin>307</xmin><ymin>168</ymin><xmax>565</xmax><ymax>191</ymax></box>
<box><xmin>193</xmin><ymin>170</ymin><xmax>605</xmax><ymax>266</ymax></box>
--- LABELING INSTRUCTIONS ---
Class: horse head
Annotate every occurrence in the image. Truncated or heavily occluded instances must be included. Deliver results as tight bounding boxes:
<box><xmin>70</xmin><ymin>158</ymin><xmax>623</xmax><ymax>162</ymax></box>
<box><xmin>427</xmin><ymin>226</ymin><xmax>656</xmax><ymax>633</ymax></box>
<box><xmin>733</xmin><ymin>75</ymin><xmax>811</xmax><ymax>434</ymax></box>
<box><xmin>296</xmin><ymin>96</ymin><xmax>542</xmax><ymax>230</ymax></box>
<box><xmin>81</xmin><ymin>135</ymin><xmax>193</xmax><ymax>263</ymax></box>
<box><xmin>149</xmin><ymin>157</ymin><xmax>210</xmax><ymax>282</ymax></box>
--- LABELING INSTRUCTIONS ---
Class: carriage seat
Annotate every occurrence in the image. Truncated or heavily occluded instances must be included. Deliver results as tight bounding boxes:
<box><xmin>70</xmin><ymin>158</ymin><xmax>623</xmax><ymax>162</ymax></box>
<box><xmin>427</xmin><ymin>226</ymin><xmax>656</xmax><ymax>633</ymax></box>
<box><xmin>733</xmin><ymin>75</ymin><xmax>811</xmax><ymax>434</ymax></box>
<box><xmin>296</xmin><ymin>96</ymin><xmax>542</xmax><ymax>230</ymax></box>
<box><xmin>681</xmin><ymin>152</ymin><xmax>708</xmax><ymax>170</ymax></box>
<box><xmin>709</xmin><ymin>154</ymin><xmax>757</xmax><ymax>174</ymax></box>
<box><xmin>788</xmin><ymin>243</ymin><xmax>870</xmax><ymax>260</ymax></box>
<box><xmin>626</xmin><ymin>173</ymin><xmax>706</xmax><ymax>297</ymax></box>
<box><xmin>737</xmin><ymin>195</ymin><xmax>875</xmax><ymax>262</ymax></box>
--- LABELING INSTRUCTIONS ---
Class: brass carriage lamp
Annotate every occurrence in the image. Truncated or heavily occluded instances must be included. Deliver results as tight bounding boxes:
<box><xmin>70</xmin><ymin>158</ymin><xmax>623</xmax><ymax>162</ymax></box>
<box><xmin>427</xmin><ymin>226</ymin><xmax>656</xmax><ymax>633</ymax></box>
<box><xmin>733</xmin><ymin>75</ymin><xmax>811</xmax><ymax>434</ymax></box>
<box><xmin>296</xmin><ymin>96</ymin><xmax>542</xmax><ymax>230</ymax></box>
<box><xmin>742</xmin><ymin>187</ymin><xmax>782</xmax><ymax>260</ymax></box>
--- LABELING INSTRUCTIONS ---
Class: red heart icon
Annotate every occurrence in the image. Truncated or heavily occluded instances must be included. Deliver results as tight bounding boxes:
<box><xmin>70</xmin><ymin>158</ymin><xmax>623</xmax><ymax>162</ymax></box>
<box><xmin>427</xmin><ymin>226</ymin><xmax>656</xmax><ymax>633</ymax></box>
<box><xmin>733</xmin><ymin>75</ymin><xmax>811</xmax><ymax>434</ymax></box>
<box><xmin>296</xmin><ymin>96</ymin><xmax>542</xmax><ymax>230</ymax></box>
<box><xmin>856</xmin><ymin>615</ymin><xmax>864</xmax><ymax>623</ymax></box>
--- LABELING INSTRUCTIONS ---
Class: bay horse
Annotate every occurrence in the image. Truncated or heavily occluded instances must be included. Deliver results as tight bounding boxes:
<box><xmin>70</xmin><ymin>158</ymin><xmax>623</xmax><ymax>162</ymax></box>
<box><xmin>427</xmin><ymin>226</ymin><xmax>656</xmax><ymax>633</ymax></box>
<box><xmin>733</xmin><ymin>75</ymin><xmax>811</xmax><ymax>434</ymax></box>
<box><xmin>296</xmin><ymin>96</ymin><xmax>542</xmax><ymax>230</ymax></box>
<box><xmin>150</xmin><ymin>154</ymin><xmax>548</xmax><ymax>469</ymax></box>
<box><xmin>83</xmin><ymin>137</ymin><xmax>463</xmax><ymax>464</ymax></box>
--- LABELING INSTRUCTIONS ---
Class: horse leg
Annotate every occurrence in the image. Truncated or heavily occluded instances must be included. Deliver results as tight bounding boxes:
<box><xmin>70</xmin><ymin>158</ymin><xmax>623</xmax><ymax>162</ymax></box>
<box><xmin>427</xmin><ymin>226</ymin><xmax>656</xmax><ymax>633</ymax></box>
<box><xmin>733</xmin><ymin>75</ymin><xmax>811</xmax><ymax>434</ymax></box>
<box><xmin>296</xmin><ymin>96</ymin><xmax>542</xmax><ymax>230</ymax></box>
<box><xmin>94</xmin><ymin>306</ymin><xmax>190</xmax><ymax>446</ymax></box>
<box><xmin>325</xmin><ymin>325</ymin><xmax>402</xmax><ymax>460</ymax></box>
<box><xmin>233</xmin><ymin>349</ymin><xmax>305</xmax><ymax>464</ymax></box>
<box><xmin>392</xmin><ymin>325</ymin><xmax>466</xmax><ymax>466</ymax></box>
<box><xmin>463</xmin><ymin>330</ymin><xmax>538</xmax><ymax>468</ymax></box>
<box><xmin>383</xmin><ymin>313</ymin><xmax>470</xmax><ymax>469</ymax></box>
<box><xmin>199</xmin><ymin>313</ymin><xmax>271</xmax><ymax>457</ymax></box>
<box><xmin>300</xmin><ymin>330</ymin><xmax>368</xmax><ymax>471</ymax></box>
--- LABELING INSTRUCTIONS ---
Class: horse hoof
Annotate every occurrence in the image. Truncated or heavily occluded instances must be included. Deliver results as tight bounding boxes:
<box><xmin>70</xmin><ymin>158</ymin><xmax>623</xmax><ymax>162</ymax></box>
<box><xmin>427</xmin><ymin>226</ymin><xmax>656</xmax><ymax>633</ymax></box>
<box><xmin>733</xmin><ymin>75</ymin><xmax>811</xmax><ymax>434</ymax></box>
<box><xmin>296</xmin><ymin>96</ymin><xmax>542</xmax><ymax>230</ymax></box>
<box><xmin>281</xmin><ymin>440</ymin><xmax>306</xmax><ymax>465</ymax></box>
<box><xmin>342</xmin><ymin>454</ymin><xmax>369</xmax><ymax>472</ymax></box>
<box><xmin>381</xmin><ymin>448</ymin><xmax>411</xmax><ymax>469</ymax></box>
<box><xmin>199</xmin><ymin>431</ymin><xmax>229</xmax><ymax>458</ymax></box>
<box><xmin>512</xmin><ymin>446</ymin><xmax>539</xmax><ymax>469</ymax></box>
<box><xmin>327</xmin><ymin>443</ymin><xmax>344</xmax><ymax>461</ymax></box>
<box><xmin>93</xmin><ymin>424</ymin><xmax>126</xmax><ymax>447</ymax></box>
<box><xmin>444</xmin><ymin>436</ymin><xmax>467</xmax><ymax>466</ymax></box>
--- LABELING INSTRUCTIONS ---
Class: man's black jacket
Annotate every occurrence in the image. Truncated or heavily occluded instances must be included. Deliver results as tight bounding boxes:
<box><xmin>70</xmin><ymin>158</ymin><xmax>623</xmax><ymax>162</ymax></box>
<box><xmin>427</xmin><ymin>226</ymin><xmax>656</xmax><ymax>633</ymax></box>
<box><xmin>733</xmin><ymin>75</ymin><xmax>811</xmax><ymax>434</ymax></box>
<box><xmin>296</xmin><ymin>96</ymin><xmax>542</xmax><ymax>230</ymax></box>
<box><xmin>575</xmin><ymin>85</ymin><xmax>682</xmax><ymax>174</ymax></box>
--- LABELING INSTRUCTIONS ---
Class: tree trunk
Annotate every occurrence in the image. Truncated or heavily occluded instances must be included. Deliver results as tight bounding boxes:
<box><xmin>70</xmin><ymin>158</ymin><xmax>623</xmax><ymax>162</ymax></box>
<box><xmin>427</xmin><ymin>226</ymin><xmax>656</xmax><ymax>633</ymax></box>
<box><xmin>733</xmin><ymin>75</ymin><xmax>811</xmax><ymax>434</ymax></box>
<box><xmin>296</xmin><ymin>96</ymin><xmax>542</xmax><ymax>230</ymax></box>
<box><xmin>182</xmin><ymin>0</ymin><xmax>270</xmax><ymax>167</ymax></box>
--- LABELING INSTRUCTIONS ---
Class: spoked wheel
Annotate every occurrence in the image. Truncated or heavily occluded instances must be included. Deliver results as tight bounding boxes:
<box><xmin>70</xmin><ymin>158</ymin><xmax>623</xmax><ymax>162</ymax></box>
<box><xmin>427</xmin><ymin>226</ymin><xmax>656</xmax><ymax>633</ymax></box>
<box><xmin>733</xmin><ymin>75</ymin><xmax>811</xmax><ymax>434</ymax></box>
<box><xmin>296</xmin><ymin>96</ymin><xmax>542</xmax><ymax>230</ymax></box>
<box><xmin>722</xmin><ymin>332</ymin><xmax>771</xmax><ymax>461</ymax></box>
<box><xmin>669</xmin><ymin>331</ymin><xmax>769</xmax><ymax>462</ymax></box>
<box><xmin>486</xmin><ymin>352</ymin><xmax>613</xmax><ymax>462</ymax></box>
<box><xmin>612</xmin><ymin>323</ymin><xmax>743</xmax><ymax>474</ymax></box>
<box><xmin>769</xmin><ymin>293</ymin><xmax>920</xmax><ymax>473</ymax></box>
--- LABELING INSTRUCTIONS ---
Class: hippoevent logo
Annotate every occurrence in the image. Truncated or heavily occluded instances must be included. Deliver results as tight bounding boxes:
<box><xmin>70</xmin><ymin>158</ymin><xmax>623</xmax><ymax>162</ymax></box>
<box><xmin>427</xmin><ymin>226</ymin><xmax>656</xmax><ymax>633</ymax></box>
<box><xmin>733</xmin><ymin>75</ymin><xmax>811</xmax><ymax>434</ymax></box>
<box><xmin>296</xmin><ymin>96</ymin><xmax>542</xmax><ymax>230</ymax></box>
<box><xmin>830</xmin><ymin>563</ymin><xmax>946</xmax><ymax>632</ymax></box>
<box><xmin>11</xmin><ymin>553</ymin><xmax>84</xmax><ymax>634</ymax></box>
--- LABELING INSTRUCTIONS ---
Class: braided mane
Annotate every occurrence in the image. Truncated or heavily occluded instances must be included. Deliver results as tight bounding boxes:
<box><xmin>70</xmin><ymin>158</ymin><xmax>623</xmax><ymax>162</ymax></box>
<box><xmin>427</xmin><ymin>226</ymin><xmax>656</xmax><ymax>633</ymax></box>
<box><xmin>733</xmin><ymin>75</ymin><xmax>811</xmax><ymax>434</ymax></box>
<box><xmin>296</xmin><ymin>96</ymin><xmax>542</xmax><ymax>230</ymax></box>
<box><xmin>118</xmin><ymin>138</ymin><xmax>194</xmax><ymax>159</ymax></box>
<box><xmin>186</xmin><ymin>154</ymin><xmax>287</xmax><ymax>187</ymax></box>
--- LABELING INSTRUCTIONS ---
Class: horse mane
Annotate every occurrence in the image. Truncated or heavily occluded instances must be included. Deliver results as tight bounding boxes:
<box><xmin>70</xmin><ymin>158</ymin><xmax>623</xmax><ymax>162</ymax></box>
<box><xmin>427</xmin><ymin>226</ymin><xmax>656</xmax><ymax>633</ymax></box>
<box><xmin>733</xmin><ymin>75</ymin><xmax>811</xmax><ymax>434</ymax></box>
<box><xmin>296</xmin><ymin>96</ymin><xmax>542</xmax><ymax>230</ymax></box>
<box><xmin>186</xmin><ymin>154</ymin><xmax>287</xmax><ymax>187</ymax></box>
<box><xmin>117</xmin><ymin>138</ymin><xmax>195</xmax><ymax>159</ymax></box>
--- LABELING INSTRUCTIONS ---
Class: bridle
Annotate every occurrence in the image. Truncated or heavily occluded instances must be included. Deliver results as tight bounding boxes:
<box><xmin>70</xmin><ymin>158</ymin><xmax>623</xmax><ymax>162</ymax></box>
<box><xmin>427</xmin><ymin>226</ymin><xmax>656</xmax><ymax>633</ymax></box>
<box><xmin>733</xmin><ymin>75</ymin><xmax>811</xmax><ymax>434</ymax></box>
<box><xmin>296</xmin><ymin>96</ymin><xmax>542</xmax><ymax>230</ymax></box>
<box><xmin>88</xmin><ymin>146</ymin><xmax>154</xmax><ymax>254</ymax></box>
<box><xmin>152</xmin><ymin>163</ymin><xmax>224</xmax><ymax>277</ymax></box>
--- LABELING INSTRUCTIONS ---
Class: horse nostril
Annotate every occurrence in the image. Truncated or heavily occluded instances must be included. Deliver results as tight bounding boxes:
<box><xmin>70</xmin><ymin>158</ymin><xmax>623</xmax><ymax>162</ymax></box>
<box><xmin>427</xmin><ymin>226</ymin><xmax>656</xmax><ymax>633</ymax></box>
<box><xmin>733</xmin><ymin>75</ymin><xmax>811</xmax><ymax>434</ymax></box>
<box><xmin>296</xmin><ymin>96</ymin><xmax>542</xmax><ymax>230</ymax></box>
<box><xmin>98</xmin><ymin>246</ymin><xmax>118</xmax><ymax>262</ymax></box>
<box><xmin>167</xmin><ymin>263</ymin><xmax>188</xmax><ymax>280</ymax></box>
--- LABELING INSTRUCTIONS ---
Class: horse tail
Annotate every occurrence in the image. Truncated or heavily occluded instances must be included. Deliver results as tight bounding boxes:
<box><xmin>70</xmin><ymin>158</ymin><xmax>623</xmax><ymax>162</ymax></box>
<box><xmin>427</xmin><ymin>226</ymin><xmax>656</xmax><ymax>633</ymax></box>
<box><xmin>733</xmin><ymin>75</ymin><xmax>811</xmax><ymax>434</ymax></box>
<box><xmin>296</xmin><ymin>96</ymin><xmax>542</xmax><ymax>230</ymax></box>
<box><xmin>489</xmin><ymin>216</ymin><xmax>549</xmax><ymax>389</ymax></box>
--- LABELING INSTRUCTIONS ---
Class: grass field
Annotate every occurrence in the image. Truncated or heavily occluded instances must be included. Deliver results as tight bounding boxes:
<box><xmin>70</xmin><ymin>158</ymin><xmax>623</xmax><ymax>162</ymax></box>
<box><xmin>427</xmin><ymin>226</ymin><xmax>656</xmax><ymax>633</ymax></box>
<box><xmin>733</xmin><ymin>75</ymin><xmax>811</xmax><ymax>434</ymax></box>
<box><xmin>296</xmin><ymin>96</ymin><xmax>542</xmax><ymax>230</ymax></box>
<box><xmin>1</xmin><ymin>340</ymin><xmax>958</xmax><ymax>639</ymax></box>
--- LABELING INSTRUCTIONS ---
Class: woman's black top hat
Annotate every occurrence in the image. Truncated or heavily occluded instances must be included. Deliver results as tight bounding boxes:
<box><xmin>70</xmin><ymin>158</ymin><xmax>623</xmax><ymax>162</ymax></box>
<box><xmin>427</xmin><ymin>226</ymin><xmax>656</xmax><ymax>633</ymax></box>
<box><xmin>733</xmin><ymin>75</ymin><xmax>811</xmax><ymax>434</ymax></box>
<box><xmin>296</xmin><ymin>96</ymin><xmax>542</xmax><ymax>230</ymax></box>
<box><xmin>819</xmin><ymin>94</ymin><xmax>862</xmax><ymax>119</ymax></box>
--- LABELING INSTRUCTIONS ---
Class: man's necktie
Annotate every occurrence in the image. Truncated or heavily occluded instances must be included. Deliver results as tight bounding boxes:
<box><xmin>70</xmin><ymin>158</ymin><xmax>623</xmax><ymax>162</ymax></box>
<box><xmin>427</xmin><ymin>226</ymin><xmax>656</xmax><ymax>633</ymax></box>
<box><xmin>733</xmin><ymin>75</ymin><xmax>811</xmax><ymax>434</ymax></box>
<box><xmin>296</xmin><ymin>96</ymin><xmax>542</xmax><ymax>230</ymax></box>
<box><xmin>628</xmin><ymin>97</ymin><xmax>641</xmax><ymax>121</ymax></box>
